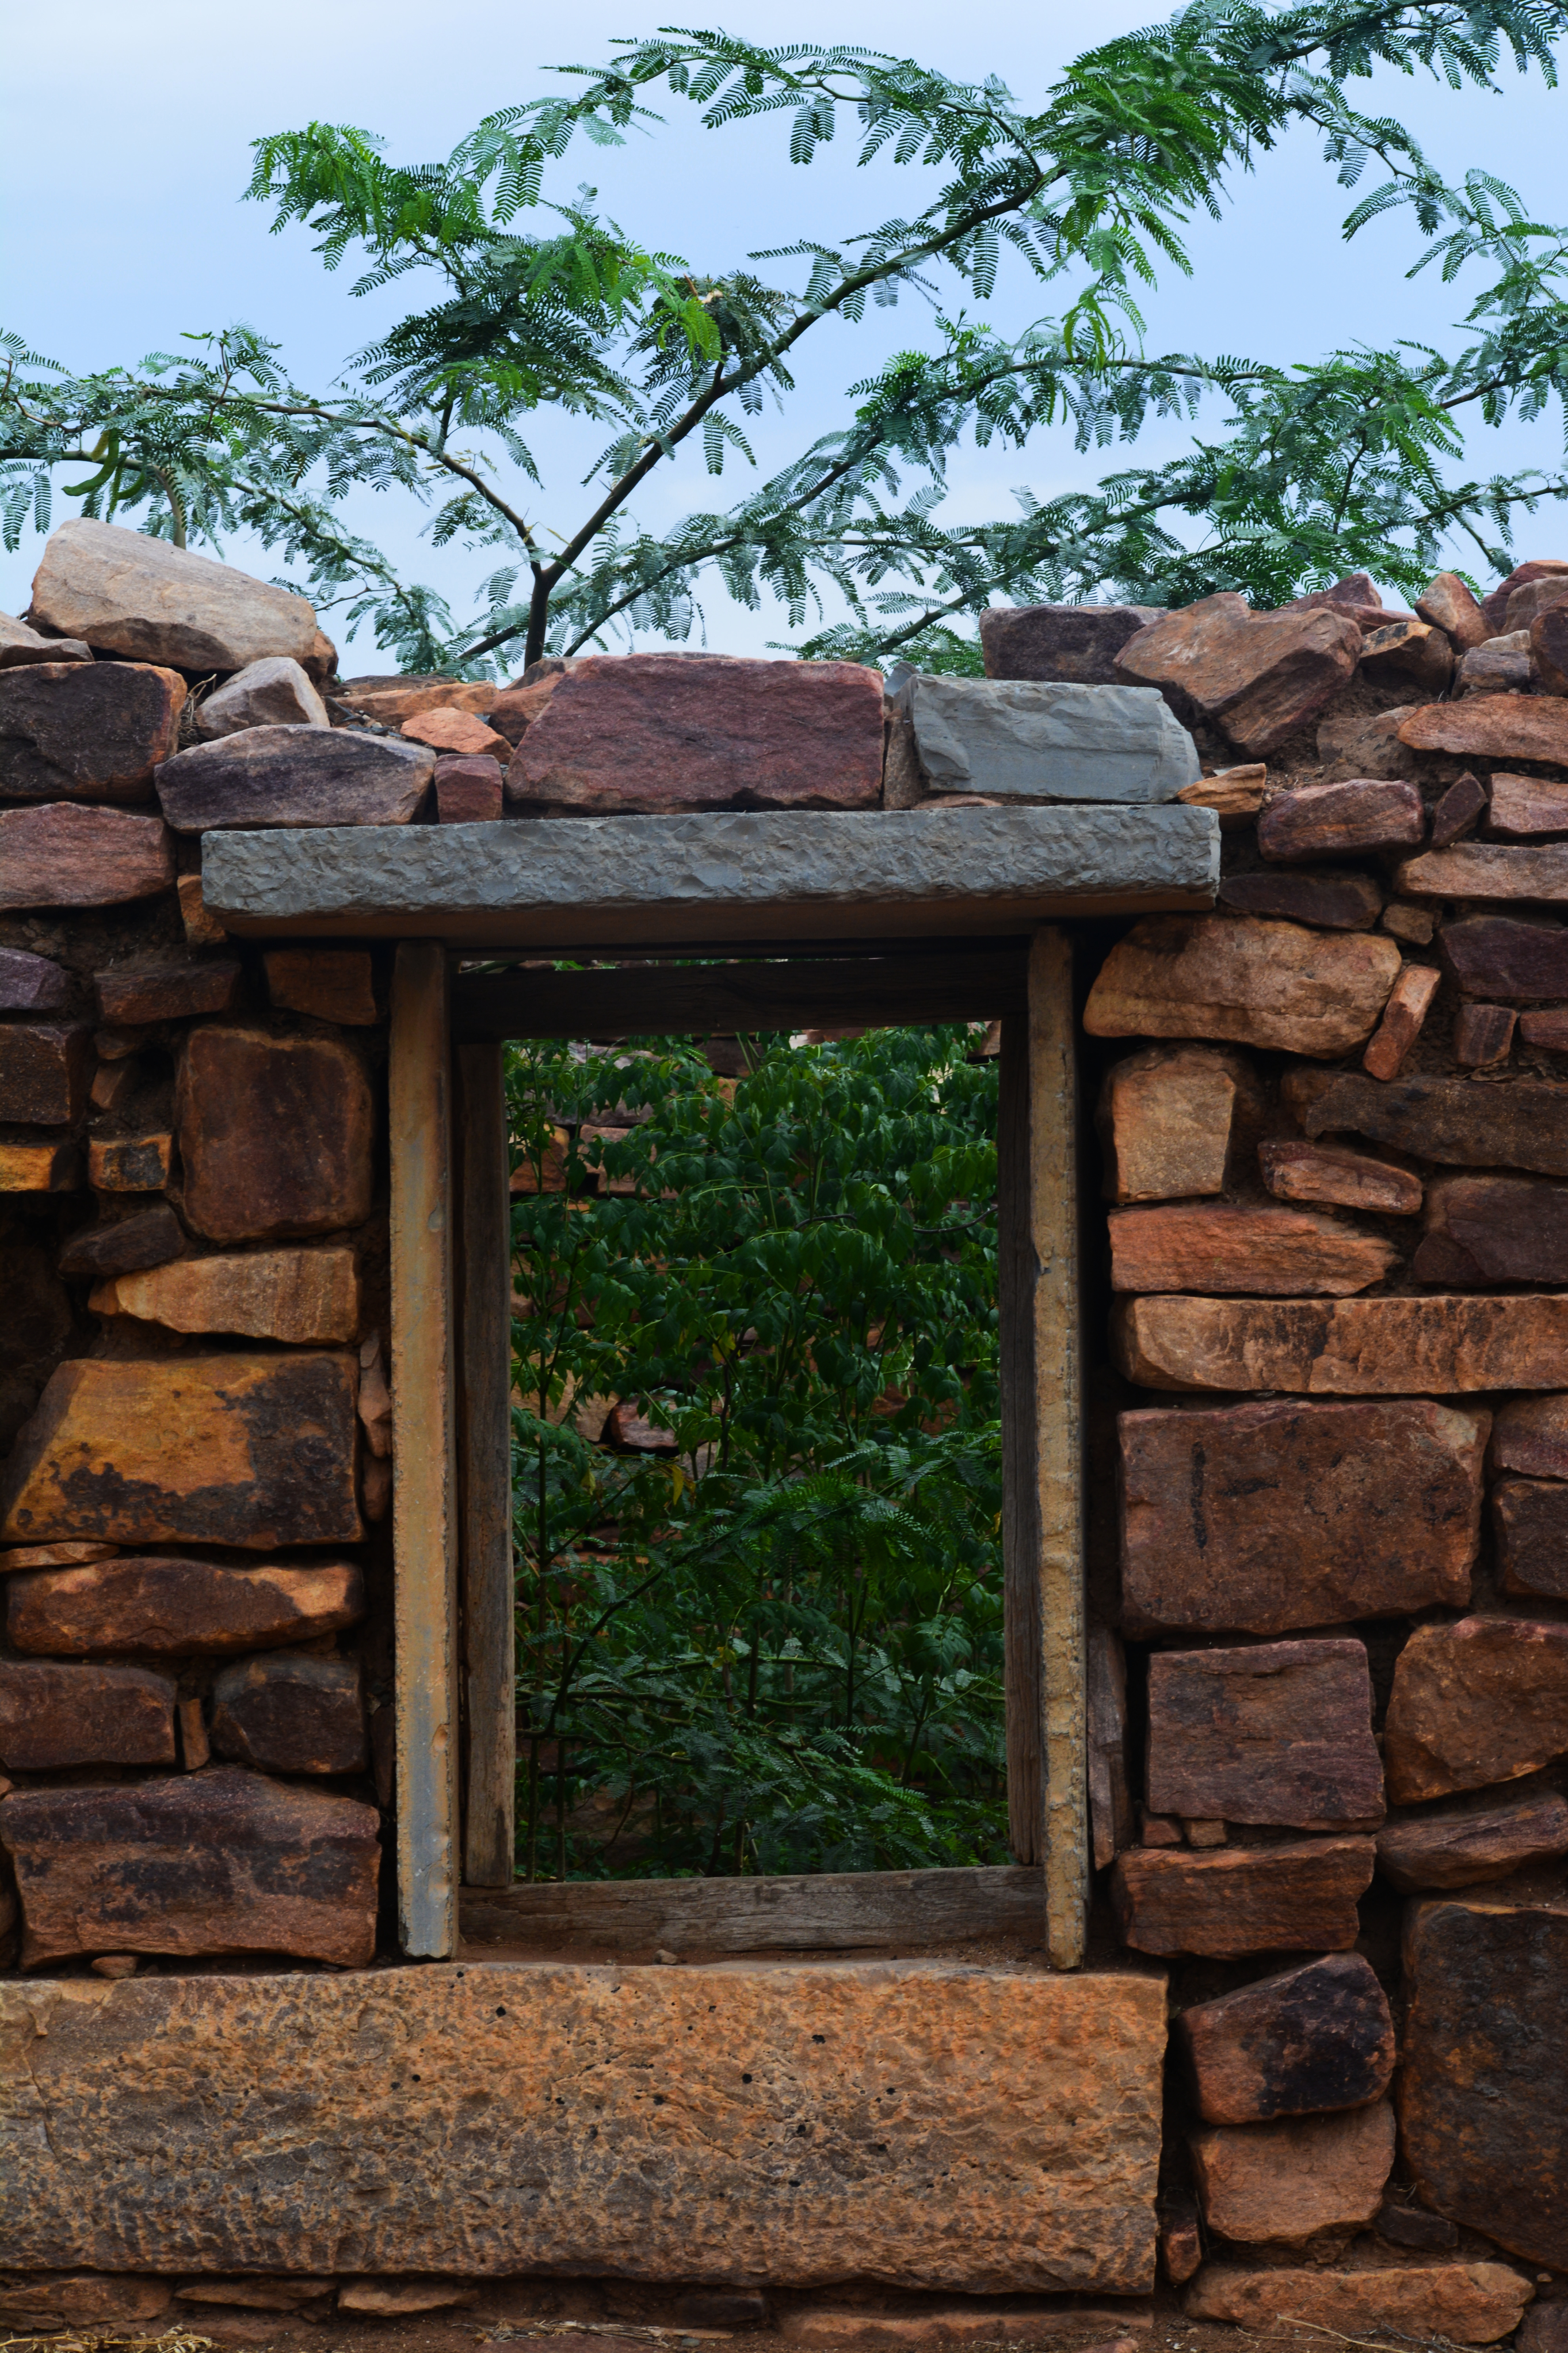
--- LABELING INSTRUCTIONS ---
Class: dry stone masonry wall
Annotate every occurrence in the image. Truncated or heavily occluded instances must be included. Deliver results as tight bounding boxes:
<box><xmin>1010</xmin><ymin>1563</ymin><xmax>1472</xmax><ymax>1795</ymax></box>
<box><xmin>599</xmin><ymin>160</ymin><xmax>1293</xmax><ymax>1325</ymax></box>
<box><xmin>2</xmin><ymin>520</ymin><xmax>1568</xmax><ymax>2336</ymax></box>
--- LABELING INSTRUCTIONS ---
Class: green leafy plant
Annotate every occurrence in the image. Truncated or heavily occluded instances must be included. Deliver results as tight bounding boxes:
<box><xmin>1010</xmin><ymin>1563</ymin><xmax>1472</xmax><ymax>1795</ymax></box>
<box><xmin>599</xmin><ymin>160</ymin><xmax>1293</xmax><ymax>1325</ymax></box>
<box><xmin>5</xmin><ymin>4</ymin><xmax>1568</xmax><ymax>669</ymax></box>
<box><xmin>505</xmin><ymin>1023</ymin><xmax>1005</xmax><ymax>1879</ymax></box>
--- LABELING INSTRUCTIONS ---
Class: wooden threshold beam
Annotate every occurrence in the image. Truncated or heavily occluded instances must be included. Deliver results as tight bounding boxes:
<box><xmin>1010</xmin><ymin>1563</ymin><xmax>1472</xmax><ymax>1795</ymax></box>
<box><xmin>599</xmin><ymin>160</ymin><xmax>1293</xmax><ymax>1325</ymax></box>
<box><xmin>451</xmin><ymin>949</ymin><xmax>1025</xmax><ymax>1042</ymax></box>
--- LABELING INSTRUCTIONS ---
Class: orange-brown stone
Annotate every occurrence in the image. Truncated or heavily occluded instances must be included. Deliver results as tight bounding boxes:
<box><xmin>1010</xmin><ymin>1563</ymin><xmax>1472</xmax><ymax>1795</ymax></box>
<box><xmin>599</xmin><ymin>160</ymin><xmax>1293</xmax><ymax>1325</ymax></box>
<box><xmin>1384</xmin><ymin>1616</ymin><xmax>1568</xmax><ymax>1802</ymax></box>
<box><xmin>1189</xmin><ymin>2099</ymin><xmax>1395</xmax><ymax>2241</ymax></box>
<box><xmin>1085</xmin><ymin>917</ymin><xmax>1401</xmax><ymax>1059</ymax></box>
<box><xmin>1114</xmin><ymin>1293</ymin><xmax>1568</xmax><ymax>1393</ymax></box>
<box><xmin>1107</xmin><ymin>1202</ymin><xmax>1395</xmax><ymax>1296</ymax></box>
<box><xmin>1186</xmin><ymin>2263</ymin><xmax>1531</xmax><ymax>2343</ymax></box>
<box><xmin>1109</xmin><ymin>1838</ymin><xmax>1375</xmax><ymax>1956</ymax></box>
<box><xmin>6</xmin><ymin>1554</ymin><xmax>364</xmax><ymax>1657</ymax></box>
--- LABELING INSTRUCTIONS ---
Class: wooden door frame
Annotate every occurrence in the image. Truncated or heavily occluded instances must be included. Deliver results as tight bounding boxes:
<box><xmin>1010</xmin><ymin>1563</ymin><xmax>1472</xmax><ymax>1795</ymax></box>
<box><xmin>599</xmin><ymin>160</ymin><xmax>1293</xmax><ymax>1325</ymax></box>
<box><xmin>388</xmin><ymin>930</ymin><xmax>1086</xmax><ymax>1966</ymax></box>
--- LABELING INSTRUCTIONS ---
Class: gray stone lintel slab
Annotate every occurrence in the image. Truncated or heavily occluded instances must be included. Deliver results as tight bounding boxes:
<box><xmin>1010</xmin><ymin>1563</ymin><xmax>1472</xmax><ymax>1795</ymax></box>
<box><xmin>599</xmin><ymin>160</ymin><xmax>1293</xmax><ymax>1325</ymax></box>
<box><xmin>203</xmin><ymin>805</ymin><xmax>1219</xmax><ymax>947</ymax></box>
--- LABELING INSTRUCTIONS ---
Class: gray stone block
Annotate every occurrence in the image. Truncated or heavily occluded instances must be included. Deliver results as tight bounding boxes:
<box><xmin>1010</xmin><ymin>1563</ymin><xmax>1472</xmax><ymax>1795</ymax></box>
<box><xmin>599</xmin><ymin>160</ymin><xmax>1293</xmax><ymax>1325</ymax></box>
<box><xmin>203</xmin><ymin>804</ymin><xmax>1219</xmax><ymax>947</ymax></box>
<box><xmin>902</xmin><ymin>676</ymin><xmax>1200</xmax><ymax>803</ymax></box>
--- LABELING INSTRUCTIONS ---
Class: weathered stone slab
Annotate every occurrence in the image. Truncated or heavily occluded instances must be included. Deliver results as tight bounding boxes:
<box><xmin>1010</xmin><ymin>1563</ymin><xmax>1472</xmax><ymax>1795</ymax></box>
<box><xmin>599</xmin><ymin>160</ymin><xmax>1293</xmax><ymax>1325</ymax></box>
<box><xmin>0</xmin><ymin>1766</ymin><xmax>379</xmax><ymax>1966</ymax></box>
<box><xmin>57</xmin><ymin>1203</ymin><xmax>184</xmax><ymax>1279</ymax></box>
<box><xmin>979</xmin><ymin>602</ymin><xmax>1163</xmax><ymax>684</ymax></box>
<box><xmin>0</xmin><ymin>1961</ymin><xmax>1165</xmax><ymax>2289</ymax></box>
<box><xmin>196</xmin><ymin>656</ymin><xmax>329</xmax><ymax>738</ymax></box>
<box><xmin>1186</xmin><ymin>2262</ymin><xmax>1531</xmax><ymax>2343</ymax></box>
<box><xmin>1414</xmin><ymin>1176</ymin><xmax>1568</xmax><ymax>1285</ymax></box>
<box><xmin>1189</xmin><ymin>2099</ymin><xmax>1394</xmax><ymax>2241</ymax></box>
<box><xmin>1523</xmin><ymin>1008</ymin><xmax>1568</xmax><ymax>1049</ymax></box>
<box><xmin>0</xmin><ymin>1021</ymin><xmax>90</xmax><ymax>1124</ymax></box>
<box><xmin>211</xmin><ymin>1653</ymin><xmax>365</xmax><ymax>1773</ymax></box>
<box><xmin>900</xmin><ymin>676</ymin><xmax>1199</xmax><ymax>804</ymax></box>
<box><xmin>1441</xmin><ymin>915</ymin><xmax>1568</xmax><ymax>998</ymax></box>
<box><xmin>0</xmin><ymin>660</ymin><xmax>184</xmax><ymax>801</ymax></box>
<box><xmin>1146</xmin><ymin>1640</ymin><xmax>1383</xmax><ymax>1829</ymax></box>
<box><xmin>1401</xmin><ymin>843</ymin><xmax>1568</xmax><ymax>901</ymax></box>
<box><xmin>1385</xmin><ymin>1617</ymin><xmax>1568</xmax><ymax>1802</ymax></box>
<box><xmin>1177</xmin><ymin>765</ymin><xmax>1266</xmax><ymax>826</ymax></box>
<box><xmin>1400</xmin><ymin>693</ymin><xmax>1568</xmax><ymax>763</ymax></box>
<box><xmin>0</xmin><ymin>607</ymin><xmax>94</xmax><ymax>669</ymax></box>
<box><xmin>1454</xmin><ymin>1001</ymin><xmax>1517</xmax><ymax>1065</ymax></box>
<box><xmin>7</xmin><ymin>1553</ymin><xmax>364</xmax><ymax>1655</ymax></box>
<box><xmin>1258</xmin><ymin>1140</ymin><xmax>1422</xmax><ymax>1214</ymax></box>
<box><xmin>0</xmin><ymin>1351</ymin><xmax>362</xmax><ymax>1548</ymax></box>
<box><xmin>29</xmin><ymin>519</ymin><xmax>329</xmax><ymax>675</ymax></box>
<box><xmin>1114</xmin><ymin>1293</ymin><xmax>1568</xmax><ymax>1393</ymax></box>
<box><xmin>511</xmin><ymin>656</ymin><xmax>884</xmax><ymax>814</ymax></box>
<box><xmin>1258</xmin><ymin>779</ymin><xmax>1424</xmax><ymax>863</ymax></box>
<box><xmin>434</xmin><ymin>752</ymin><xmax>505</xmax><ymax>822</ymax></box>
<box><xmin>1176</xmin><ymin>1953</ymin><xmax>1395</xmax><ymax>2123</ymax></box>
<box><xmin>94</xmin><ymin>958</ymin><xmax>242</xmax><ymax>1025</ymax></box>
<box><xmin>1108</xmin><ymin>1838</ymin><xmax>1375</xmax><ymax>1955</ymax></box>
<box><xmin>0</xmin><ymin>802</ymin><xmax>174</xmax><ymax>908</ymax></box>
<box><xmin>1359</xmin><ymin>616</ymin><xmax>1453</xmax><ymax>691</ymax></box>
<box><xmin>1084</xmin><ymin>916</ymin><xmax>1400</xmax><ymax>1057</ymax></box>
<box><xmin>1486</xmin><ymin>771</ymin><xmax>1568</xmax><ymax>838</ymax></box>
<box><xmin>1485</xmin><ymin>559</ymin><xmax>1568</xmax><ymax>633</ymax></box>
<box><xmin>1119</xmin><ymin>1399</ymin><xmax>1483</xmax><ymax>1636</ymax></box>
<box><xmin>1432</xmin><ymin>771</ymin><xmax>1490</xmax><ymax>846</ymax></box>
<box><xmin>1217</xmin><ymin>867</ymin><xmax>1383</xmax><ymax>929</ymax></box>
<box><xmin>1376</xmin><ymin>1789</ymin><xmax>1568</xmax><ymax>1891</ymax></box>
<box><xmin>1363</xmin><ymin>959</ymin><xmax>1439</xmax><ymax>1079</ymax></box>
<box><xmin>157</xmin><ymin>726</ymin><xmax>434</xmax><ymax>832</ymax></box>
<box><xmin>0</xmin><ymin>2275</ymin><xmax>171</xmax><ymax>2329</ymax></box>
<box><xmin>402</xmin><ymin>706</ymin><xmax>510</xmax><ymax>759</ymax></box>
<box><xmin>0</xmin><ymin>1139</ymin><xmax>79</xmax><ymax>1191</ymax></box>
<box><xmin>177</xmin><ymin>1027</ymin><xmax>373</xmax><ymax>1243</ymax></box>
<box><xmin>0</xmin><ymin>944</ymin><xmax>70</xmax><ymax>1011</ymax></box>
<box><xmin>91</xmin><ymin>1244</ymin><xmax>358</xmax><ymax>1343</ymax></box>
<box><xmin>1096</xmin><ymin>1046</ymin><xmax>1247</xmax><ymax>1204</ymax></box>
<box><xmin>339</xmin><ymin>675</ymin><xmax>497</xmax><ymax>725</ymax></box>
<box><xmin>0</xmin><ymin>1539</ymin><xmax>119</xmax><ymax>1569</ymax></box>
<box><xmin>1107</xmin><ymin>1203</ymin><xmax>1395</xmax><ymax>1295</ymax></box>
<box><xmin>1401</xmin><ymin>1896</ymin><xmax>1568</xmax><ymax>2268</ymax></box>
<box><xmin>1491</xmin><ymin>1392</ymin><xmax>1568</xmax><ymax>1479</ymax></box>
<box><xmin>1114</xmin><ymin>595</ymin><xmax>1361</xmax><ymax>756</ymax></box>
<box><xmin>203</xmin><ymin>806</ymin><xmax>1222</xmax><ymax>947</ymax></box>
<box><xmin>1307</xmin><ymin>1072</ymin><xmax>1568</xmax><ymax>1175</ymax></box>
<box><xmin>1318</xmin><ymin>700</ymin><xmax>1422</xmax><ymax>782</ymax></box>
<box><xmin>262</xmin><ymin>946</ymin><xmax>377</xmax><ymax>1025</ymax></box>
<box><xmin>0</xmin><ymin>1659</ymin><xmax>176</xmax><ymax>1768</ymax></box>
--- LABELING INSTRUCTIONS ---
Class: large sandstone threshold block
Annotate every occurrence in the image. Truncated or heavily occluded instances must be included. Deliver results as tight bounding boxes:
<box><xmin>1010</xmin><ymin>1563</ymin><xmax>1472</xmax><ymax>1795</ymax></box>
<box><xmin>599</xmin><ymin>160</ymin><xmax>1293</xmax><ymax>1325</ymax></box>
<box><xmin>0</xmin><ymin>1963</ymin><xmax>1166</xmax><ymax>2290</ymax></box>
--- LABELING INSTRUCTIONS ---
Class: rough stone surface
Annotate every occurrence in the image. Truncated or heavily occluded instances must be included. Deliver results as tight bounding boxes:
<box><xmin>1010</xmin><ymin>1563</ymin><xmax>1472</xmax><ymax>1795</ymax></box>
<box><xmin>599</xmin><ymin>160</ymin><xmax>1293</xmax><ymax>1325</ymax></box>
<box><xmin>0</xmin><ymin>609</ymin><xmax>94</xmax><ymax>668</ymax></box>
<box><xmin>1376</xmin><ymin>1789</ymin><xmax>1568</xmax><ymax>1891</ymax></box>
<box><xmin>1116</xmin><ymin>1293</ymin><xmax>1568</xmax><ymax>1393</ymax></box>
<box><xmin>1217</xmin><ymin>867</ymin><xmax>1383</xmax><ymax>929</ymax></box>
<box><xmin>1399</xmin><ymin>694</ymin><xmax>1568</xmax><ymax>763</ymax></box>
<box><xmin>1492</xmin><ymin>1392</ymin><xmax>1568</xmax><ymax>1479</ymax></box>
<box><xmin>1307</xmin><ymin>1072</ymin><xmax>1568</xmax><ymax>1176</ymax></box>
<box><xmin>1318</xmin><ymin>700</ymin><xmax>1422</xmax><ymax>782</ymax></box>
<box><xmin>1108</xmin><ymin>1838</ymin><xmax>1375</xmax><ymax>1956</ymax></box>
<box><xmin>1119</xmin><ymin>1398</ymin><xmax>1483</xmax><ymax>1636</ymax></box>
<box><xmin>1520</xmin><ymin>2306</ymin><xmax>1568</xmax><ymax>2353</ymax></box>
<box><xmin>177</xmin><ymin>1027</ymin><xmax>373</xmax><ymax>1243</ymax></box>
<box><xmin>0</xmin><ymin>1350</ymin><xmax>363</xmax><ymax>1548</ymax></box>
<box><xmin>1258</xmin><ymin>779</ymin><xmax>1424</xmax><ymax>863</ymax></box>
<box><xmin>1084</xmin><ymin>916</ymin><xmax>1400</xmax><ymax>1057</ymax></box>
<box><xmin>262</xmin><ymin>947</ymin><xmax>377</xmax><ymax>1026</ymax></box>
<box><xmin>91</xmin><ymin>1245</ymin><xmax>359</xmax><ymax>1343</ymax></box>
<box><xmin>400</xmin><ymin>706</ymin><xmax>511</xmax><ymax>759</ymax></box>
<box><xmin>0</xmin><ymin>1021</ymin><xmax>90</xmax><ymax>1124</ymax></box>
<box><xmin>901</xmin><ymin>676</ymin><xmax>1199</xmax><ymax>804</ymax></box>
<box><xmin>87</xmin><ymin>1129</ymin><xmax>173</xmax><ymax>1190</ymax></box>
<box><xmin>1402</xmin><ymin>843</ymin><xmax>1568</xmax><ymax>901</ymax></box>
<box><xmin>1113</xmin><ymin>594</ymin><xmax>1361</xmax><ymax>756</ymax></box>
<box><xmin>434</xmin><ymin>752</ymin><xmax>505</xmax><ymax>823</ymax></box>
<box><xmin>157</xmin><ymin>726</ymin><xmax>434</xmax><ymax>832</ymax></box>
<box><xmin>196</xmin><ymin>657</ymin><xmax>329</xmax><ymax>739</ymax></box>
<box><xmin>1441</xmin><ymin>916</ymin><xmax>1568</xmax><ymax>999</ymax></box>
<box><xmin>0</xmin><ymin>1140</ymin><xmax>78</xmax><ymax>1190</ymax></box>
<box><xmin>202</xmin><ymin>806</ymin><xmax>1222</xmax><ymax>947</ymax></box>
<box><xmin>57</xmin><ymin>1203</ymin><xmax>185</xmax><ymax>1280</ymax></box>
<box><xmin>1419</xmin><ymin>573</ymin><xmax>1493</xmax><ymax>652</ymax></box>
<box><xmin>339</xmin><ymin>676</ymin><xmax>497</xmax><ymax>726</ymax></box>
<box><xmin>29</xmin><ymin>519</ymin><xmax>327</xmax><ymax>675</ymax></box>
<box><xmin>1415</xmin><ymin>1176</ymin><xmax>1568</xmax><ymax>1286</ymax></box>
<box><xmin>1486</xmin><ymin>772</ymin><xmax>1568</xmax><ymax>838</ymax></box>
<box><xmin>1485</xmin><ymin>560</ymin><xmax>1568</xmax><ymax>633</ymax></box>
<box><xmin>0</xmin><ymin>660</ymin><xmax>185</xmax><ymax>801</ymax></box>
<box><xmin>1189</xmin><ymin>2099</ymin><xmax>1395</xmax><ymax>2241</ymax></box>
<box><xmin>0</xmin><ymin>1962</ymin><xmax>1166</xmax><ymax>2289</ymax></box>
<box><xmin>0</xmin><ymin>1659</ymin><xmax>176</xmax><ymax>1768</ymax></box>
<box><xmin>0</xmin><ymin>1766</ymin><xmax>379</xmax><ymax>1966</ymax></box>
<box><xmin>1363</xmin><ymin>960</ymin><xmax>1440</xmax><ymax>1080</ymax></box>
<box><xmin>96</xmin><ymin>957</ymin><xmax>242</xmax><ymax>1025</ymax></box>
<box><xmin>979</xmin><ymin>602</ymin><xmax>1163</xmax><ymax>684</ymax></box>
<box><xmin>1176</xmin><ymin>1954</ymin><xmax>1395</xmax><ymax>2123</ymax></box>
<box><xmin>1531</xmin><ymin>603</ymin><xmax>1568</xmax><ymax>696</ymax></box>
<box><xmin>510</xmin><ymin>656</ymin><xmax>884</xmax><ymax>814</ymax></box>
<box><xmin>339</xmin><ymin>2282</ymin><xmax>478</xmax><ymax>2315</ymax></box>
<box><xmin>1432</xmin><ymin>772</ymin><xmax>1490</xmax><ymax>847</ymax></box>
<box><xmin>1185</xmin><ymin>2263</ymin><xmax>1531</xmax><ymax>2343</ymax></box>
<box><xmin>1385</xmin><ymin>1617</ymin><xmax>1568</xmax><ymax>1801</ymax></box>
<box><xmin>1107</xmin><ymin>1202</ymin><xmax>1396</xmax><ymax>1295</ymax></box>
<box><xmin>1146</xmin><ymin>1639</ymin><xmax>1383</xmax><ymax>1829</ymax></box>
<box><xmin>0</xmin><ymin>945</ymin><xmax>70</xmax><ymax>1011</ymax></box>
<box><xmin>1360</xmin><ymin>618</ymin><xmax>1453</xmax><ymax>691</ymax></box>
<box><xmin>0</xmin><ymin>2276</ymin><xmax>171</xmax><ymax>2329</ymax></box>
<box><xmin>1258</xmin><ymin>1140</ymin><xmax>1422</xmax><ymax>1214</ymax></box>
<box><xmin>0</xmin><ymin>802</ymin><xmax>173</xmax><ymax>909</ymax></box>
<box><xmin>1096</xmin><ymin>1046</ymin><xmax>1246</xmax><ymax>1204</ymax></box>
<box><xmin>1453</xmin><ymin>1002</ymin><xmax>1517</xmax><ymax>1066</ymax></box>
<box><xmin>7</xmin><ymin>1554</ymin><xmax>365</xmax><ymax>1657</ymax></box>
<box><xmin>210</xmin><ymin>1653</ymin><xmax>365</xmax><ymax>1773</ymax></box>
<box><xmin>1401</xmin><ymin>1897</ymin><xmax>1568</xmax><ymax>2269</ymax></box>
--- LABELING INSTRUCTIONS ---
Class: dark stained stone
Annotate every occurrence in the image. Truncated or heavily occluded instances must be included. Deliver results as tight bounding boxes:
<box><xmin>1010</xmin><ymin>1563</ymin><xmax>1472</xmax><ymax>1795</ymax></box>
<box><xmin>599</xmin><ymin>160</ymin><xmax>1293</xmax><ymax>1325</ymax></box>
<box><xmin>1305</xmin><ymin>1072</ymin><xmax>1568</xmax><ymax>1177</ymax></box>
<box><xmin>0</xmin><ymin>1021</ymin><xmax>91</xmax><ymax>1125</ymax></box>
<box><xmin>1430</xmin><ymin>772</ymin><xmax>1489</xmax><ymax>848</ymax></box>
<box><xmin>0</xmin><ymin>1766</ymin><xmax>380</xmax><ymax>1966</ymax></box>
<box><xmin>1521</xmin><ymin>1010</ymin><xmax>1568</xmax><ymax>1052</ymax></box>
<box><xmin>1413</xmin><ymin>1175</ymin><xmax>1568</xmax><ymax>1285</ymax></box>
<box><xmin>177</xmin><ymin>1026</ymin><xmax>373</xmax><ymax>1243</ymax></box>
<box><xmin>0</xmin><ymin>1659</ymin><xmax>175</xmax><ymax>1769</ymax></box>
<box><xmin>1399</xmin><ymin>1896</ymin><xmax>1568</xmax><ymax>2268</ymax></box>
<box><xmin>57</xmin><ymin>1203</ymin><xmax>185</xmax><ymax>1280</ymax></box>
<box><xmin>1452</xmin><ymin>1002</ymin><xmax>1516</xmax><ymax>1067</ymax></box>
<box><xmin>1491</xmin><ymin>1392</ymin><xmax>1568</xmax><ymax>1479</ymax></box>
<box><xmin>1257</xmin><ymin>779</ymin><xmax>1424</xmax><ymax>863</ymax></box>
<box><xmin>0</xmin><ymin>660</ymin><xmax>185</xmax><ymax>802</ymax></box>
<box><xmin>155</xmin><ymin>726</ymin><xmax>434</xmax><ymax>832</ymax></box>
<box><xmin>1119</xmin><ymin>1398</ymin><xmax>1483</xmax><ymax>1638</ymax></box>
<box><xmin>1376</xmin><ymin>1788</ymin><xmax>1568</xmax><ymax>1891</ymax></box>
<box><xmin>1109</xmin><ymin>1838</ymin><xmax>1376</xmax><ymax>1956</ymax></box>
<box><xmin>1217</xmin><ymin>869</ymin><xmax>1383</xmax><ymax>930</ymax></box>
<box><xmin>1146</xmin><ymin>1640</ymin><xmax>1384</xmax><ymax>1829</ymax></box>
<box><xmin>0</xmin><ymin>946</ymin><xmax>70</xmax><ymax>1012</ymax></box>
<box><xmin>1375</xmin><ymin>2202</ymin><xmax>1459</xmax><ymax>2252</ymax></box>
<box><xmin>1175</xmin><ymin>1954</ymin><xmax>1395</xmax><ymax>2124</ymax></box>
<box><xmin>979</xmin><ymin>603</ymin><xmax>1164</xmax><ymax>686</ymax></box>
<box><xmin>1441</xmin><ymin>916</ymin><xmax>1568</xmax><ymax>1000</ymax></box>
<box><xmin>7</xmin><ymin>1554</ymin><xmax>365</xmax><ymax>1657</ymax></box>
<box><xmin>1492</xmin><ymin>1477</ymin><xmax>1568</xmax><ymax>1598</ymax></box>
<box><xmin>96</xmin><ymin>959</ymin><xmax>242</xmax><ymax>1026</ymax></box>
<box><xmin>210</xmin><ymin>1653</ymin><xmax>366</xmax><ymax>1773</ymax></box>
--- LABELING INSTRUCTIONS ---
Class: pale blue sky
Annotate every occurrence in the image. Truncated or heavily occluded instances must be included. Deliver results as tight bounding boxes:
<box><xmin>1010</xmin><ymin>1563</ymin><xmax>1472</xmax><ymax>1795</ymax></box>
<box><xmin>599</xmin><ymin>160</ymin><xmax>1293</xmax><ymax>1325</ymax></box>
<box><xmin>5</xmin><ymin>0</ymin><xmax>1566</xmax><ymax>666</ymax></box>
